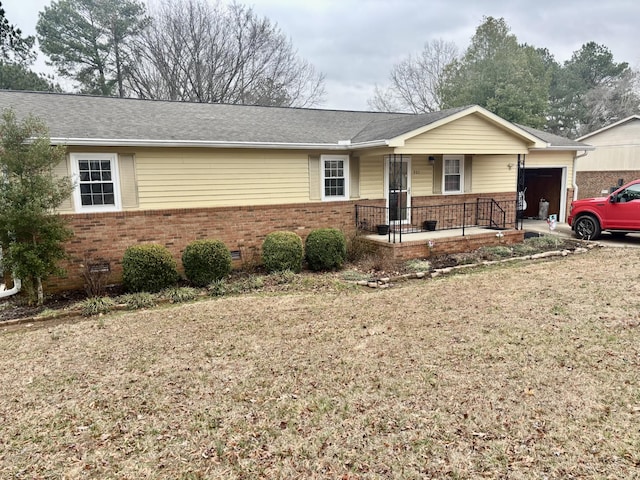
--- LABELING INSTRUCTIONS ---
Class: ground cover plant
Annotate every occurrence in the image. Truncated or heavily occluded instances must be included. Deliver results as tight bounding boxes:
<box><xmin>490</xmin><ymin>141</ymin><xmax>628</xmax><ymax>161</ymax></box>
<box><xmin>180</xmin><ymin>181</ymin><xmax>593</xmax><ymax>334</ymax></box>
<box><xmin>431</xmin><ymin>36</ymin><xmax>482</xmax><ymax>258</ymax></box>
<box><xmin>1</xmin><ymin>247</ymin><xmax>639</xmax><ymax>478</ymax></box>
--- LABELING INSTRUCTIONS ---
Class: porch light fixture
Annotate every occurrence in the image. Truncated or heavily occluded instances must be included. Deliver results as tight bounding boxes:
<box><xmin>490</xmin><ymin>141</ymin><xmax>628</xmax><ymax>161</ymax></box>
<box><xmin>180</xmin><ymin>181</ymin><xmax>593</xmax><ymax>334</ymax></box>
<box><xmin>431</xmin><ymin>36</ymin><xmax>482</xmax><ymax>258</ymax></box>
<box><xmin>507</xmin><ymin>162</ymin><xmax>514</xmax><ymax>170</ymax></box>
<box><xmin>428</xmin><ymin>156</ymin><xmax>436</xmax><ymax>165</ymax></box>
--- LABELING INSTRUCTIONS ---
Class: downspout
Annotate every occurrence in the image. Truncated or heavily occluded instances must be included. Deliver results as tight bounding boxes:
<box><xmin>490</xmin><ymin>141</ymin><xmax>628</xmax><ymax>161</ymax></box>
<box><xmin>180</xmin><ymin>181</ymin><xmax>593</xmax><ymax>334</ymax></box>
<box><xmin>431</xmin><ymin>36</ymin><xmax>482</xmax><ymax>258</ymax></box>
<box><xmin>0</xmin><ymin>276</ymin><xmax>22</xmax><ymax>298</ymax></box>
<box><xmin>572</xmin><ymin>150</ymin><xmax>589</xmax><ymax>201</ymax></box>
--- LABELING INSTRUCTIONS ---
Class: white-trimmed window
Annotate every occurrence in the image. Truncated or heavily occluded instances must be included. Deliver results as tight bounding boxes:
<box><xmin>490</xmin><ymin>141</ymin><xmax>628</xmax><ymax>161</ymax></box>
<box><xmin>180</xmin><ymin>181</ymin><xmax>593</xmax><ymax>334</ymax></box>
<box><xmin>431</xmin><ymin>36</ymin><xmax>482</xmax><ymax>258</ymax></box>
<box><xmin>70</xmin><ymin>153</ymin><xmax>121</xmax><ymax>212</ymax></box>
<box><xmin>443</xmin><ymin>155</ymin><xmax>463</xmax><ymax>194</ymax></box>
<box><xmin>321</xmin><ymin>154</ymin><xmax>349</xmax><ymax>200</ymax></box>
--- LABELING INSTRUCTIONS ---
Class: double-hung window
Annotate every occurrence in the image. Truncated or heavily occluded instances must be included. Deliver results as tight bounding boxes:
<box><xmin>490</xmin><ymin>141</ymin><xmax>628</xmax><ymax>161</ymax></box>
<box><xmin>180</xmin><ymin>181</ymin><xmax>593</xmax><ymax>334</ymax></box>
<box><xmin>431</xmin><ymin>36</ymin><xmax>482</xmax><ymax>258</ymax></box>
<box><xmin>321</xmin><ymin>154</ymin><xmax>349</xmax><ymax>200</ymax></box>
<box><xmin>70</xmin><ymin>153</ymin><xmax>121</xmax><ymax>212</ymax></box>
<box><xmin>443</xmin><ymin>155</ymin><xmax>463</xmax><ymax>194</ymax></box>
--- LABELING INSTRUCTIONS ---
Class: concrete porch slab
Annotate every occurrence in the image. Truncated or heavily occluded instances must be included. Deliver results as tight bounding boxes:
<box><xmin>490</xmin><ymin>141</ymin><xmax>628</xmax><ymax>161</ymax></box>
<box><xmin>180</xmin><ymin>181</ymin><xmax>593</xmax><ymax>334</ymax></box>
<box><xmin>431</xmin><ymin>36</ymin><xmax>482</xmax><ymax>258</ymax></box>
<box><xmin>364</xmin><ymin>226</ymin><xmax>505</xmax><ymax>244</ymax></box>
<box><xmin>360</xmin><ymin>227</ymin><xmax>524</xmax><ymax>261</ymax></box>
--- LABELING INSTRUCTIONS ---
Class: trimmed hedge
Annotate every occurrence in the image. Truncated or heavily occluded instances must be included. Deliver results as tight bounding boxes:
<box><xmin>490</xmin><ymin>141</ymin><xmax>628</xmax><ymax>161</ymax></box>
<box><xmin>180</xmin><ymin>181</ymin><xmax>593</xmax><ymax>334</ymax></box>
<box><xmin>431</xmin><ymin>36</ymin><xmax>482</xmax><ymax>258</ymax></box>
<box><xmin>262</xmin><ymin>231</ymin><xmax>303</xmax><ymax>273</ymax></box>
<box><xmin>182</xmin><ymin>239</ymin><xmax>232</xmax><ymax>287</ymax></box>
<box><xmin>122</xmin><ymin>244</ymin><xmax>180</xmax><ymax>293</ymax></box>
<box><xmin>305</xmin><ymin>228</ymin><xmax>347</xmax><ymax>271</ymax></box>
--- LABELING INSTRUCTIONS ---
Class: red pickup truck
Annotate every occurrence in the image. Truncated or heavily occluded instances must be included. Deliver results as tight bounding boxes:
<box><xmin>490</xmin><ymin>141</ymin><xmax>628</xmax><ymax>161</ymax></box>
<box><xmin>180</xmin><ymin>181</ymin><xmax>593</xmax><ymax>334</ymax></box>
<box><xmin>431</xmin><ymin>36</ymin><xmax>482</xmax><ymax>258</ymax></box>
<box><xmin>568</xmin><ymin>179</ymin><xmax>640</xmax><ymax>239</ymax></box>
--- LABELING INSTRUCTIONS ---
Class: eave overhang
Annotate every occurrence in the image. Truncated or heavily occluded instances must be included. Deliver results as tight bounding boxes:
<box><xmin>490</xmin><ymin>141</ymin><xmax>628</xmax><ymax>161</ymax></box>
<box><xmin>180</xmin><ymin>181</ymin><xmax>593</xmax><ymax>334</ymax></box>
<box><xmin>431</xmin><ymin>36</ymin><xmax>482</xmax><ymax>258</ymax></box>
<box><xmin>50</xmin><ymin>137</ymin><xmax>391</xmax><ymax>150</ymax></box>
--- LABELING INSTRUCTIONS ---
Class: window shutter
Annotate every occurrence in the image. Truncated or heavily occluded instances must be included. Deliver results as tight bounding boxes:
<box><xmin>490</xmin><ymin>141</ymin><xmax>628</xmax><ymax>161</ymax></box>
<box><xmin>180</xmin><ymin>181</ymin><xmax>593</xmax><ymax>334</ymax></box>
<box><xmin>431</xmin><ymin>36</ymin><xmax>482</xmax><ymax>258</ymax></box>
<box><xmin>432</xmin><ymin>156</ymin><xmax>443</xmax><ymax>195</ymax></box>
<box><xmin>54</xmin><ymin>155</ymin><xmax>74</xmax><ymax>212</ymax></box>
<box><xmin>349</xmin><ymin>156</ymin><xmax>360</xmax><ymax>199</ymax></box>
<box><xmin>464</xmin><ymin>155</ymin><xmax>472</xmax><ymax>193</ymax></box>
<box><xmin>308</xmin><ymin>155</ymin><xmax>321</xmax><ymax>201</ymax></box>
<box><xmin>118</xmin><ymin>154</ymin><xmax>139</xmax><ymax>210</ymax></box>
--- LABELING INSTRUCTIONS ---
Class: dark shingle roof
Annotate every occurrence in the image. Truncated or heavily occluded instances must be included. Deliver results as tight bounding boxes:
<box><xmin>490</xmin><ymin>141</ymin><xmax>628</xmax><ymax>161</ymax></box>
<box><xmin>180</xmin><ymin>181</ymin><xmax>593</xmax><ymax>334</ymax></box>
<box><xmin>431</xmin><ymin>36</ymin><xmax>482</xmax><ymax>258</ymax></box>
<box><xmin>351</xmin><ymin>106</ymin><xmax>469</xmax><ymax>143</ymax></box>
<box><xmin>0</xmin><ymin>90</ymin><xmax>589</xmax><ymax>150</ymax></box>
<box><xmin>0</xmin><ymin>90</ymin><xmax>401</xmax><ymax>145</ymax></box>
<box><xmin>517</xmin><ymin>124</ymin><xmax>592</xmax><ymax>149</ymax></box>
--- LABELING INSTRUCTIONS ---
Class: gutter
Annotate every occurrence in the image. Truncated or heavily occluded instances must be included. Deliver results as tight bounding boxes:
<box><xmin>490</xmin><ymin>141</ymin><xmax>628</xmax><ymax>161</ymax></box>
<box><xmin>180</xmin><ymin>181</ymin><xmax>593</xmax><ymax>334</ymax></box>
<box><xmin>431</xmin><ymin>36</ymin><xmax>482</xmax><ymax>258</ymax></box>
<box><xmin>0</xmin><ymin>277</ymin><xmax>21</xmax><ymax>299</ymax></box>
<box><xmin>49</xmin><ymin>137</ymin><xmax>391</xmax><ymax>150</ymax></box>
<box><xmin>572</xmin><ymin>150</ymin><xmax>590</xmax><ymax>200</ymax></box>
<box><xmin>529</xmin><ymin>145</ymin><xmax>595</xmax><ymax>152</ymax></box>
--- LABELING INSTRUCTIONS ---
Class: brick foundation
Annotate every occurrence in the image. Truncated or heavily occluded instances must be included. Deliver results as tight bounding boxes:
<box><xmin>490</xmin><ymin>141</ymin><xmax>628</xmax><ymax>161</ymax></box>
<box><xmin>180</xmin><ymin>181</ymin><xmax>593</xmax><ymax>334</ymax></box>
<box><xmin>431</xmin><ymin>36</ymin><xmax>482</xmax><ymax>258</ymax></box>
<box><xmin>576</xmin><ymin>171</ymin><xmax>640</xmax><ymax>199</ymax></box>
<box><xmin>45</xmin><ymin>192</ymin><xmax>522</xmax><ymax>293</ymax></box>
<box><xmin>49</xmin><ymin>201</ymin><xmax>361</xmax><ymax>292</ymax></box>
<box><xmin>364</xmin><ymin>229</ymin><xmax>524</xmax><ymax>261</ymax></box>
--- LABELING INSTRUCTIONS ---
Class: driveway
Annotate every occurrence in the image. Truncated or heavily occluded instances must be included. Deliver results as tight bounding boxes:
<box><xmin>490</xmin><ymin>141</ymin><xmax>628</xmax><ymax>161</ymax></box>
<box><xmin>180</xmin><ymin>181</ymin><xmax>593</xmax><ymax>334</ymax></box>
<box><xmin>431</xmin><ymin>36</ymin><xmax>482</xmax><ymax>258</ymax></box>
<box><xmin>523</xmin><ymin>219</ymin><xmax>640</xmax><ymax>248</ymax></box>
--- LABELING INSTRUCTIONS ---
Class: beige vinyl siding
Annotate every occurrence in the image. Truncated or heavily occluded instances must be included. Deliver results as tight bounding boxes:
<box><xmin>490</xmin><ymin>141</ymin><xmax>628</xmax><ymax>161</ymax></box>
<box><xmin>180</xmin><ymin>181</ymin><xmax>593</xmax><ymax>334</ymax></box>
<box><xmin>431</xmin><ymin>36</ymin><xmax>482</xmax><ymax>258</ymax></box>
<box><xmin>350</xmin><ymin>156</ymin><xmax>360</xmax><ymax>198</ymax></box>
<box><xmin>577</xmin><ymin>120</ymin><xmax>640</xmax><ymax>171</ymax></box>
<box><xmin>359</xmin><ymin>156</ymin><xmax>384</xmax><ymax>198</ymax></box>
<box><xmin>358</xmin><ymin>154</ymin><xmax>432</xmax><ymax>199</ymax></box>
<box><xmin>410</xmin><ymin>155</ymin><xmax>432</xmax><ymax>196</ymax></box>
<box><xmin>526</xmin><ymin>151</ymin><xmax>574</xmax><ymax>188</ymax></box>
<box><xmin>395</xmin><ymin>114</ymin><xmax>531</xmax><ymax>155</ymax></box>
<box><xmin>118</xmin><ymin>154</ymin><xmax>139</xmax><ymax>209</ymax></box>
<box><xmin>472</xmin><ymin>155</ymin><xmax>518</xmax><ymax>193</ymax></box>
<box><xmin>53</xmin><ymin>156</ymin><xmax>74</xmax><ymax>212</ymax></box>
<box><xmin>135</xmin><ymin>148</ymin><xmax>310</xmax><ymax>209</ymax></box>
<box><xmin>308</xmin><ymin>155</ymin><xmax>321</xmax><ymax>200</ymax></box>
<box><xmin>579</xmin><ymin>146</ymin><xmax>640</xmax><ymax>171</ymax></box>
<box><xmin>464</xmin><ymin>155</ymin><xmax>472</xmax><ymax>192</ymax></box>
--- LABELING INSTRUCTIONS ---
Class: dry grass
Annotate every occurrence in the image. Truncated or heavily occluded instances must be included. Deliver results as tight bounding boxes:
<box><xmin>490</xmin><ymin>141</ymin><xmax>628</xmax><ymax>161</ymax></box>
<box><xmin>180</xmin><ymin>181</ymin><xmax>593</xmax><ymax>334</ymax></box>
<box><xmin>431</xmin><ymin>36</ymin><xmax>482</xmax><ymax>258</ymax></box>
<box><xmin>1</xmin><ymin>248</ymin><xmax>640</xmax><ymax>479</ymax></box>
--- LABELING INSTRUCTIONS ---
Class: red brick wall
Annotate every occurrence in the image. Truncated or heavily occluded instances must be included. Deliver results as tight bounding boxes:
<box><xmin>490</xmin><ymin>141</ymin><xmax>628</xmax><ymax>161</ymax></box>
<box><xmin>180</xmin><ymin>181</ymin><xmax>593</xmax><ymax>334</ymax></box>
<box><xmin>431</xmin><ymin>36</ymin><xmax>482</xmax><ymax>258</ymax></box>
<box><xmin>49</xmin><ymin>201</ymin><xmax>362</xmax><ymax>292</ymax></box>
<box><xmin>365</xmin><ymin>229</ymin><xmax>524</xmax><ymax>261</ymax></box>
<box><xmin>576</xmin><ymin>171</ymin><xmax>640</xmax><ymax>199</ymax></box>
<box><xmin>46</xmin><ymin>192</ymin><xmax>521</xmax><ymax>293</ymax></box>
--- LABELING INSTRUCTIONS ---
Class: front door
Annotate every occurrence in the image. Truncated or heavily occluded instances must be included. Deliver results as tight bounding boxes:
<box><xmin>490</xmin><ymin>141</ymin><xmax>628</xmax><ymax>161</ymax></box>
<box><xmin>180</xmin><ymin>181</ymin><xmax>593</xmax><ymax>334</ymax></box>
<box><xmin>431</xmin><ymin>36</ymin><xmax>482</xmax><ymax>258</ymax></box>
<box><xmin>386</xmin><ymin>155</ymin><xmax>411</xmax><ymax>225</ymax></box>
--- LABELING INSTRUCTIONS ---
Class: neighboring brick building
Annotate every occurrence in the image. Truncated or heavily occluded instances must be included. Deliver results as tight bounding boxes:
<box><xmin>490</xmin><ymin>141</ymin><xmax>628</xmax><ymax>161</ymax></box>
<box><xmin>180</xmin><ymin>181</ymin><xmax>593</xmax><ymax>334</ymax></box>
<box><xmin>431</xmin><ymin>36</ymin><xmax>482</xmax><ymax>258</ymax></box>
<box><xmin>576</xmin><ymin>116</ymin><xmax>640</xmax><ymax>199</ymax></box>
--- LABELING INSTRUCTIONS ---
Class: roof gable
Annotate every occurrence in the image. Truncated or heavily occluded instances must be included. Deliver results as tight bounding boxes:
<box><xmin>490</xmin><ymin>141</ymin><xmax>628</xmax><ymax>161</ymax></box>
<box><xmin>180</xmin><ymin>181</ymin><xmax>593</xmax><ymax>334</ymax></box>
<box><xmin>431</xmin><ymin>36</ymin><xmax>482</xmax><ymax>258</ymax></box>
<box><xmin>393</xmin><ymin>111</ymin><xmax>534</xmax><ymax>154</ymax></box>
<box><xmin>577</xmin><ymin>115</ymin><xmax>640</xmax><ymax>143</ymax></box>
<box><xmin>386</xmin><ymin>105</ymin><xmax>547</xmax><ymax>150</ymax></box>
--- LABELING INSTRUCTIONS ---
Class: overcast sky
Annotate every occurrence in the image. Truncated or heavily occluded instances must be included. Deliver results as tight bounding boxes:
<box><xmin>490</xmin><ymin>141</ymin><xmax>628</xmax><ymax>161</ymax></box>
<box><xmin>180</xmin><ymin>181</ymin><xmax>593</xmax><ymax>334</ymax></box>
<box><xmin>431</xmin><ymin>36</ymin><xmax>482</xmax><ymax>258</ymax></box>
<box><xmin>8</xmin><ymin>0</ymin><xmax>640</xmax><ymax>110</ymax></box>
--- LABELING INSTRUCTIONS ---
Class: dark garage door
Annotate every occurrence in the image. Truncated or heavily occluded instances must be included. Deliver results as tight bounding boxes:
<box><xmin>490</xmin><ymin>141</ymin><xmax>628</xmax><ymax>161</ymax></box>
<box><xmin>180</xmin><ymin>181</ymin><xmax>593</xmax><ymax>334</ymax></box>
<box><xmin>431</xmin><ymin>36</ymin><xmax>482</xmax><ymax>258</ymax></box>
<box><xmin>523</xmin><ymin>168</ymin><xmax>562</xmax><ymax>219</ymax></box>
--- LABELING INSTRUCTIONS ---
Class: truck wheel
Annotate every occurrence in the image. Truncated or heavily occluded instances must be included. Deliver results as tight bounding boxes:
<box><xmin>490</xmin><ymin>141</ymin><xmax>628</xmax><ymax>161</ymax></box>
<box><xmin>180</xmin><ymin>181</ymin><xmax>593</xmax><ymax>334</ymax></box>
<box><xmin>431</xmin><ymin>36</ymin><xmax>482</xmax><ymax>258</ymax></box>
<box><xmin>574</xmin><ymin>215</ymin><xmax>601</xmax><ymax>240</ymax></box>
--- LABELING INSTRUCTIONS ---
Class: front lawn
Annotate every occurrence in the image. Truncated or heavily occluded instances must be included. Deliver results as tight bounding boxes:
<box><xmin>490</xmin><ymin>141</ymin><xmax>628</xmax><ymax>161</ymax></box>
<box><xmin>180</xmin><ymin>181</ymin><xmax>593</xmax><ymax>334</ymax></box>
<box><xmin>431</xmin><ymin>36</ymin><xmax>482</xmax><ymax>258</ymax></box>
<box><xmin>1</xmin><ymin>248</ymin><xmax>639</xmax><ymax>478</ymax></box>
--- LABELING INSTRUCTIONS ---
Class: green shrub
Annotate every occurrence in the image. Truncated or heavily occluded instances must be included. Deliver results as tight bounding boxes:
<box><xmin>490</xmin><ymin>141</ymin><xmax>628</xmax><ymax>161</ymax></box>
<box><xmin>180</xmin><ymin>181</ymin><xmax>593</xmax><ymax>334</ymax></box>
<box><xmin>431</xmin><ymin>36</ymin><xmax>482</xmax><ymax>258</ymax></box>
<box><xmin>182</xmin><ymin>239</ymin><xmax>232</xmax><ymax>287</ymax></box>
<box><xmin>511</xmin><ymin>243</ymin><xmax>537</xmax><ymax>256</ymax></box>
<box><xmin>478</xmin><ymin>245</ymin><xmax>513</xmax><ymax>260</ymax></box>
<box><xmin>80</xmin><ymin>297</ymin><xmax>116</xmax><ymax>317</ymax></box>
<box><xmin>235</xmin><ymin>275</ymin><xmax>265</xmax><ymax>292</ymax></box>
<box><xmin>267</xmin><ymin>269</ymin><xmax>297</xmax><ymax>285</ymax></box>
<box><xmin>261</xmin><ymin>231</ymin><xmax>303</xmax><ymax>273</ymax></box>
<box><xmin>405</xmin><ymin>259</ymin><xmax>431</xmax><ymax>272</ymax></box>
<box><xmin>117</xmin><ymin>292</ymin><xmax>157</xmax><ymax>310</ymax></box>
<box><xmin>305</xmin><ymin>228</ymin><xmax>347</xmax><ymax>271</ymax></box>
<box><xmin>122</xmin><ymin>244</ymin><xmax>180</xmax><ymax>293</ymax></box>
<box><xmin>161</xmin><ymin>287</ymin><xmax>199</xmax><ymax>303</ymax></box>
<box><xmin>524</xmin><ymin>235</ymin><xmax>561</xmax><ymax>249</ymax></box>
<box><xmin>208</xmin><ymin>279</ymin><xmax>228</xmax><ymax>297</ymax></box>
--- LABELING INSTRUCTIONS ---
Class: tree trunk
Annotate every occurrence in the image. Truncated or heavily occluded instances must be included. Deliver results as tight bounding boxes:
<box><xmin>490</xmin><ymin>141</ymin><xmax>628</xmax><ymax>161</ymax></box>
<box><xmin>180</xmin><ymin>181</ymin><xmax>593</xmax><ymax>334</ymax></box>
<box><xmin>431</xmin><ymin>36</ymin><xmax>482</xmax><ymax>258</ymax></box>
<box><xmin>36</xmin><ymin>276</ymin><xmax>44</xmax><ymax>306</ymax></box>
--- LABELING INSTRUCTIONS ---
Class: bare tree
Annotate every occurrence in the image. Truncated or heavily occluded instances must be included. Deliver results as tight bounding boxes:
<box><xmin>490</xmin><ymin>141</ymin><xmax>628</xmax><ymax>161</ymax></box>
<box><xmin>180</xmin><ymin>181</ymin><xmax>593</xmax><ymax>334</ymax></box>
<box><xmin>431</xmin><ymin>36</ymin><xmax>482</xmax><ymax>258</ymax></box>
<box><xmin>580</xmin><ymin>69</ymin><xmax>640</xmax><ymax>136</ymax></box>
<box><xmin>368</xmin><ymin>39</ymin><xmax>458</xmax><ymax>113</ymax></box>
<box><xmin>126</xmin><ymin>0</ymin><xmax>325</xmax><ymax>107</ymax></box>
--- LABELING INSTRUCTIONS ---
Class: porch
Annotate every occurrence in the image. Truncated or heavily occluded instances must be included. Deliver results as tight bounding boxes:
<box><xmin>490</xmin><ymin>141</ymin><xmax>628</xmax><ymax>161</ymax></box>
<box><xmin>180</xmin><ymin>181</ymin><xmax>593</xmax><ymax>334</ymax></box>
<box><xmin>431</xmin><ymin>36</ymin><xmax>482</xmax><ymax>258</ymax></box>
<box><xmin>354</xmin><ymin>199</ymin><xmax>524</xmax><ymax>260</ymax></box>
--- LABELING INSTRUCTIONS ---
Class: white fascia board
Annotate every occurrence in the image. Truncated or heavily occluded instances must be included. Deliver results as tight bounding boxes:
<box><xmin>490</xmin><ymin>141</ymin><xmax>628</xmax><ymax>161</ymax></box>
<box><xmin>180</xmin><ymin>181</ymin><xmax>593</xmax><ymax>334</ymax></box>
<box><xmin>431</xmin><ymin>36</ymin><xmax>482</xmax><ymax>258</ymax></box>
<box><xmin>49</xmin><ymin>137</ymin><xmax>389</xmax><ymax>150</ymax></box>
<box><xmin>529</xmin><ymin>145</ymin><xmax>595</xmax><ymax>152</ymax></box>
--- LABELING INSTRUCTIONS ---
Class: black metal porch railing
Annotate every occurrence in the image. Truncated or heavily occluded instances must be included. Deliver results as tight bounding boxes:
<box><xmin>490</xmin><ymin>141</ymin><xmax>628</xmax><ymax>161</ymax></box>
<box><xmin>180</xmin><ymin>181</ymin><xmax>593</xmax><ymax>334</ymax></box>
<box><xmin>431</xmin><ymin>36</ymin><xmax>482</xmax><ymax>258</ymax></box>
<box><xmin>355</xmin><ymin>199</ymin><xmax>518</xmax><ymax>243</ymax></box>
